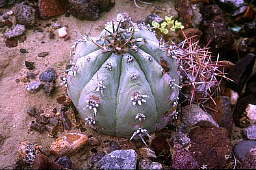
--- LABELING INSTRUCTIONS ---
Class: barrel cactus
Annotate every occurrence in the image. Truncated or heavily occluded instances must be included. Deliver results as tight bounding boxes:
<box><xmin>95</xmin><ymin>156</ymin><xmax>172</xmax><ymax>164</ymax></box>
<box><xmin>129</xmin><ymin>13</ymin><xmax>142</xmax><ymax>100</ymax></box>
<box><xmin>67</xmin><ymin>15</ymin><xmax>180</xmax><ymax>138</ymax></box>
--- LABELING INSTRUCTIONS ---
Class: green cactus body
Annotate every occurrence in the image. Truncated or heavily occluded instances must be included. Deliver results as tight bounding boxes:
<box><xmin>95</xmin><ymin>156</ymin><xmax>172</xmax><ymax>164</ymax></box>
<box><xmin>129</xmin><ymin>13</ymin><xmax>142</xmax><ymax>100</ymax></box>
<box><xmin>67</xmin><ymin>22</ymin><xmax>179</xmax><ymax>137</ymax></box>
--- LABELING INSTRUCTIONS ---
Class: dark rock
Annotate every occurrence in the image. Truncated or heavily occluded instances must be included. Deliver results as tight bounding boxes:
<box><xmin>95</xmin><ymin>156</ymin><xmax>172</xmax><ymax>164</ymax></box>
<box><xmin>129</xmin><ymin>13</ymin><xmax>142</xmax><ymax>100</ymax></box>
<box><xmin>244</xmin><ymin>125</ymin><xmax>256</xmax><ymax>140</ymax></box>
<box><xmin>15</xmin><ymin>3</ymin><xmax>36</xmax><ymax>26</ymax></box>
<box><xmin>27</xmin><ymin>107</ymin><xmax>40</xmax><ymax>117</ymax></box>
<box><xmin>234</xmin><ymin>140</ymin><xmax>256</xmax><ymax>161</ymax></box>
<box><xmin>39</xmin><ymin>68</ymin><xmax>57</xmax><ymax>82</ymax></box>
<box><xmin>233</xmin><ymin>94</ymin><xmax>256</xmax><ymax>128</ymax></box>
<box><xmin>188</xmin><ymin>127</ymin><xmax>232</xmax><ymax>169</ymax></box>
<box><xmin>214</xmin><ymin>96</ymin><xmax>233</xmax><ymax>133</ymax></box>
<box><xmin>26</xmin><ymin>81</ymin><xmax>42</xmax><ymax>93</ymax></box>
<box><xmin>43</xmin><ymin>82</ymin><xmax>56</xmax><ymax>96</ymax></box>
<box><xmin>30</xmin><ymin>120</ymin><xmax>47</xmax><ymax>133</ymax></box>
<box><xmin>26</xmin><ymin>72</ymin><xmax>37</xmax><ymax>79</ymax></box>
<box><xmin>96</xmin><ymin>149</ymin><xmax>137</xmax><ymax>169</ymax></box>
<box><xmin>39</xmin><ymin>0</ymin><xmax>66</xmax><ymax>18</ymax></box>
<box><xmin>4</xmin><ymin>24</ymin><xmax>26</xmax><ymax>39</ymax></box>
<box><xmin>38</xmin><ymin>52</ymin><xmax>49</xmax><ymax>58</ymax></box>
<box><xmin>25</xmin><ymin>61</ymin><xmax>35</xmax><ymax>70</ymax></box>
<box><xmin>144</xmin><ymin>14</ymin><xmax>164</xmax><ymax>26</ymax></box>
<box><xmin>5</xmin><ymin>38</ymin><xmax>18</xmax><ymax>48</ymax></box>
<box><xmin>172</xmin><ymin>144</ymin><xmax>199</xmax><ymax>169</ymax></box>
<box><xmin>55</xmin><ymin>156</ymin><xmax>72</xmax><ymax>169</ymax></box>
<box><xmin>20</xmin><ymin>48</ymin><xmax>28</xmax><ymax>53</ymax></box>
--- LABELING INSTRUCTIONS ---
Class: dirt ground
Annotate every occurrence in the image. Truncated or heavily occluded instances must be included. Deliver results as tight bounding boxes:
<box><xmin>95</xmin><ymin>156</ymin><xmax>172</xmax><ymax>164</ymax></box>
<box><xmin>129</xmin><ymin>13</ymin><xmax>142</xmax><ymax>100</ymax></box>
<box><xmin>0</xmin><ymin>0</ymin><xmax>176</xmax><ymax>168</ymax></box>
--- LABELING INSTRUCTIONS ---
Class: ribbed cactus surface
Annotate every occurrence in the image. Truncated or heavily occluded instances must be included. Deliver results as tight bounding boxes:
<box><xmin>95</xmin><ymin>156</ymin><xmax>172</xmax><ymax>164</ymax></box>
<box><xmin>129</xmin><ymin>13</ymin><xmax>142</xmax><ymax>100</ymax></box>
<box><xmin>67</xmin><ymin>20</ymin><xmax>179</xmax><ymax>138</ymax></box>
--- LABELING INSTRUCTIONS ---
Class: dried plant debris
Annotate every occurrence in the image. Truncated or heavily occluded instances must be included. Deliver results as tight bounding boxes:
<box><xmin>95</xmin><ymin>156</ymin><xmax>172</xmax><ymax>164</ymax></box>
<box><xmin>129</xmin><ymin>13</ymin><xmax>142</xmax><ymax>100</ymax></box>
<box><xmin>168</xmin><ymin>35</ymin><xmax>229</xmax><ymax>105</ymax></box>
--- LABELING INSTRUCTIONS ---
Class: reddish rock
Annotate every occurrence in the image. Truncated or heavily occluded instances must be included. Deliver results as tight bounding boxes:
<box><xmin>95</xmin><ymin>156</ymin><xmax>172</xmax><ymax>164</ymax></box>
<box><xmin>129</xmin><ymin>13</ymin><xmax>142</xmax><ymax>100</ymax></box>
<box><xmin>172</xmin><ymin>144</ymin><xmax>199</xmax><ymax>169</ymax></box>
<box><xmin>189</xmin><ymin>127</ymin><xmax>232</xmax><ymax>169</ymax></box>
<box><xmin>39</xmin><ymin>0</ymin><xmax>66</xmax><ymax>18</ymax></box>
<box><xmin>50</xmin><ymin>132</ymin><xmax>88</xmax><ymax>156</ymax></box>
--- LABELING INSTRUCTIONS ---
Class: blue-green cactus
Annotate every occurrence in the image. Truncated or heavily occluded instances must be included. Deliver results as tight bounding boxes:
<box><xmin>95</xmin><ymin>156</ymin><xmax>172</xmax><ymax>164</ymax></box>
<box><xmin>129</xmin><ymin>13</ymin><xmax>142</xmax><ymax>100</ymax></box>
<box><xmin>67</xmin><ymin>18</ymin><xmax>179</xmax><ymax>138</ymax></box>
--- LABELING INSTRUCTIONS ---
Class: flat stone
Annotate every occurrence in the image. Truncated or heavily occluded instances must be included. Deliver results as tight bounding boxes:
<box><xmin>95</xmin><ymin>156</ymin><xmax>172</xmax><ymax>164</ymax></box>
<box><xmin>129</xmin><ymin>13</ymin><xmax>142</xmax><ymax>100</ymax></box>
<box><xmin>234</xmin><ymin>140</ymin><xmax>256</xmax><ymax>161</ymax></box>
<box><xmin>38</xmin><ymin>52</ymin><xmax>49</xmax><ymax>58</ymax></box>
<box><xmin>26</xmin><ymin>81</ymin><xmax>42</xmax><ymax>93</ymax></box>
<box><xmin>244</xmin><ymin>125</ymin><xmax>256</xmax><ymax>140</ymax></box>
<box><xmin>4</xmin><ymin>24</ymin><xmax>26</xmax><ymax>39</ymax></box>
<box><xmin>96</xmin><ymin>149</ymin><xmax>137</xmax><ymax>169</ymax></box>
<box><xmin>50</xmin><ymin>132</ymin><xmax>88</xmax><ymax>156</ymax></box>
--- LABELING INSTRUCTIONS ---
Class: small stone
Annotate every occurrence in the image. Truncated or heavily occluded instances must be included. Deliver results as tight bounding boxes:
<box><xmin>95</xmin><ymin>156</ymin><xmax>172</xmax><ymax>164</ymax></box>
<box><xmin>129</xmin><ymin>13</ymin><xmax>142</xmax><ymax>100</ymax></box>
<box><xmin>39</xmin><ymin>68</ymin><xmax>57</xmax><ymax>82</ymax></box>
<box><xmin>20</xmin><ymin>48</ymin><xmax>28</xmax><ymax>53</ymax></box>
<box><xmin>4</xmin><ymin>24</ymin><xmax>26</xmax><ymax>39</ymax></box>
<box><xmin>244</xmin><ymin>125</ymin><xmax>256</xmax><ymax>140</ymax></box>
<box><xmin>39</xmin><ymin>0</ymin><xmax>65</xmax><ymax>18</ymax></box>
<box><xmin>182</xmin><ymin>104</ymin><xmax>219</xmax><ymax>128</ymax></box>
<box><xmin>25</xmin><ymin>61</ymin><xmax>35</xmax><ymax>70</ymax></box>
<box><xmin>26</xmin><ymin>81</ymin><xmax>42</xmax><ymax>93</ymax></box>
<box><xmin>50</xmin><ymin>132</ymin><xmax>88</xmax><ymax>156</ymax></box>
<box><xmin>38</xmin><ymin>52</ymin><xmax>49</xmax><ymax>58</ymax></box>
<box><xmin>230</xmin><ymin>89</ymin><xmax>239</xmax><ymax>105</ymax></box>
<box><xmin>234</xmin><ymin>140</ymin><xmax>256</xmax><ymax>161</ymax></box>
<box><xmin>246</xmin><ymin>104</ymin><xmax>256</xmax><ymax>124</ymax></box>
<box><xmin>139</xmin><ymin>159</ymin><xmax>152</xmax><ymax>169</ymax></box>
<box><xmin>5</xmin><ymin>38</ymin><xmax>18</xmax><ymax>48</ymax></box>
<box><xmin>88</xmin><ymin>136</ymin><xmax>100</xmax><ymax>146</ymax></box>
<box><xmin>30</xmin><ymin>120</ymin><xmax>47</xmax><ymax>133</ymax></box>
<box><xmin>15</xmin><ymin>3</ymin><xmax>36</xmax><ymax>26</ymax></box>
<box><xmin>27</xmin><ymin>107</ymin><xmax>40</xmax><ymax>117</ymax></box>
<box><xmin>174</xmin><ymin>132</ymin><xmax>191</xmax><ymax>147</ymax></box>
<box><xmin>139</xmin><ymin>147</ymin><xmax>157</xmax><ymax>159</ymax></box>
<box><xmin>96</xmin><ymin>149</ymin><xmax>137</xmax><ymax>169</ymax></box>
<box><xmin>57</xmin><ymin>27</ymin><xmax>67</xmax><ymax>38</ymax></box>
<box><xmin>149</xmin><ymin>162</ymin><xmax>163</xmax><ymax>169</ymax></box>
<box><xmin>26</xmin><ymin>72</ymin><xmax>37</xmax><ymax>79</ymax></box>
<box><xmin>55</xmin><ymin>156</ymin><xmax>72</xmax><ymax>169</ymax></box>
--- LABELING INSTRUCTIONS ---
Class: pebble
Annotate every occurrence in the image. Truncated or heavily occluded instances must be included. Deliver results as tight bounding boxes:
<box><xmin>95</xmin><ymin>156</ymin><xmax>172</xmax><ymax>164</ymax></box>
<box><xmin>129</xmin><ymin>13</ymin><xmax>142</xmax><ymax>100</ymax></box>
<box><xmin>20</xmin><ymin>48</ymin><xmax>28</xmax><ymax>53</ymax></box>
<box><xmin>26</xmin><ymin>81</ymin><xmax>42</xmax><ymax>93</ymax></box>
<box><xmin>25</xmin><ymin>61</ymin><xmax>35</xmax><ymax>70</ymax></box>
<box><xmin>55</xmin><ymin>156</ymin><xmax>72</xmax><ymax>169</ymax></box>
<box><xmin>15</xmin><ymin>3</ymin><xmax>36</xmax><ymax>26</ymax></box>
<box><xmin>234</xmin><ymin>140</ymin><xmax>256</xmax><ymax>161</ymax></box>
<box><xmin>39</xmin><ymin>68</ymin><xmax>57</xmax><ymax>82</ymax></box>
<box><xmin>139</xmin><ymin>159</ymin><xmax>163</xmax><ymax>169</ymax></box>
<box><xmin>38</xmin><ymin>52</ymin><xmax>49</xmax><ymax>58</ymax></box>
<box><xmin>139</xmin><ymin>147</ymin><xmax>157</xmax><ymax>159</ymax></box>
<box><xmin>246</xmin><ymin>104</ymin><xmax>256</xmax><ymax>124</ymax></box>
<box><xmin>5</xmin><ymin>38</ymin><xmax>18</xmax><ymax>48</ymax></box>
<box><xmin>243</xmin><ymin>125</ymin><xmax>256</xmax><ymax>140</ymax></box>
<box><xmin>50</xmin><ymin>132</ymin><xmax>88</xmax><ymax>156</ymax></box>
<box><xmin>96</xmin><ymin>149</ymin><xmax>137</xmax><ymax>169</ymax></box>
<box><xmin>57</xmin><ymin>27</ymin><xmax>67</xmax><ymax>38</ymax></box>
<box><xmin>182</xmin><ymin>104</ymin><xmax>219</xmax><ymax>128</ymax></box>
<box><xmin>4</xmin><ymin>24</ymin><xmax>26</xmax><ymax>39</ymax></box>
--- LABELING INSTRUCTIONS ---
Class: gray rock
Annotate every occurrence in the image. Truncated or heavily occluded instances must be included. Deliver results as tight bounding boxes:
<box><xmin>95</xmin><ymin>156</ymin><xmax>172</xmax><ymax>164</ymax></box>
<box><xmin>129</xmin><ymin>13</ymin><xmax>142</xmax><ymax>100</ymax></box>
<box><xmin>244</xmin><ymin>125</ymin><xmax>256</xmax><ymax>140</ymax></box>
<box><xmin>97</xmin><ymin>149</ymin><xmax>137</xmax><ymax>169</ymax></box>
<box><xmin>15</xmin><ymin>3</ymin><xmax>36</xmax><ymax>26</ymax></box>
<box><xmin>39</xmin><ymin>68</ymin><xmax>57</xmax><ymax>82</ymax></box>
<box><xmin>234</xmin><ymin>140</ymin><xmax>256</xmax><ymax>161</ymax></box>
<box><xmin>26</xmin><ymin>81</ymin><xmax>42</xmax><ymax>93</ymax></box>
<box><xmin>182</xmin><ymin>104</ymin><xmax>219</xmax><ymax>128</ymax></box>
<box><xmin>4</xmin><ymin>24</ymin><xmax>26</xmax><ymax>39</ymax></box>
<box><xmin>139</xmin><ymin>159</ymin><xmax>163</xmax><ymax>169</ymax></box>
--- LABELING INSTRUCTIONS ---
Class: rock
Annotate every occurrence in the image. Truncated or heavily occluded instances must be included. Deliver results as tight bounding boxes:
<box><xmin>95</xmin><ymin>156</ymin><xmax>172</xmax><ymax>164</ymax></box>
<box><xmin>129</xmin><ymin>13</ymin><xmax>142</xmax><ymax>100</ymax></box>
<box><xmin>38</xmin><ymin>52</ymin><xmax>49</xmax><ymax>58</ymax></box>
<box><xmin>219</xmin><ymin>0</ymin><xmax>244</xmax><ymax>8</ymax></box>
<box><xmin>4</xmin><ymin>24</ymin><xmax>26</xmax><ymax>39</ymax></box>
<box><xmin>57</xmin><ymin>27</ymin><xmax>68</xmax><ymax>38</ymax></box>
<box><xmin>88</xmin><ymin>136</ymin><xmax>100</xmax><ymax>146</ymax></box>
<box><xmin>172</xmin><ymin>145</ymin><xmax>199</xmax><ymax>169</ymax></box>
<box><xmin>234</xmin><ymin>140</ymin><xmax>256</xmax><ymax>161</ymax></box>
<box><xmin>230</xmin><ymin>89</ymin><xmax>239</xmax><ymax>105</ymax></box>
<box><xmin>68</xmin><ymin>0</ymin><xmax>100</xmax><ymax>20</ymax></box>
<box><xmin>20</xmin><ymin>48</ymin><xmax>28</xmax><ymax>53</ymax></box>
<box><xmin>27</xmin><ymin>107</ymin><xmax>40</xmax><ymax>117</ymax></box>
<box><xmin>5</xmin><ymin>38</ymin><xmax>18</xmax><ymax>48</ymax></box>
<box><xmin>241</xmin><ymin>149</ymin><xmax>256</xmax><ymax>169</ymax></box>
<box><xmin>89</xmin><ymin>152</ymin><xmax>106</xmax><ymax>168</ymax></box>
<box><xmin>30</xmin><ymin>120</ymin><xmax>47</xmax><ymax>133</ymax></box>
<box><xmin>246</xmin><ymin>104</ymin><xmax>256</xmax><ymax>123</ymax></box>
<box><xmin>96</xmin><ymin>149</ymin><xmax>137</xmax><ymax>169</ymax></box>
<box><xmin>139</xmin><ymin>147</ymin><xmax>157</xmax><ymax>159</ymax></box>
<box><xmin>182</xmin><ymin>104</ymin><xmax>219</xmax><ymax>128</ymax></box>
<box><xmin>55</xmin><ymin>156</ymin><xmax>72</xmax><ymax>169</ymax></box>
<box><xmin>26</xmin><ymin>72</ymin><xmax>37</xmax><ymax>79</ymax></box>
<box><xmin>244</xmin><ymin>125</ymin><xmax>256</xmax><ymax>140</ymax></box>
<box><xmin>39</xmin><ymin>0</ymin><xmax>65</xmax><ymax>18</ymax></box>
<box><xmin>189</xmin><ymin>127</ymin><xmax>232</xmax><ymax>168</ymax></box>
<box><xmin>18</xmin><ymin>142</ymin><xmax>40</xmax><ymax>165</ymax></box>
<box><xmin>139</xmin><ymin>159</ymin><xmax>163</xmax><ymax>169</ymax></box>
<box><xmin>15</xmin><ymin>3</ymin><xmax>36</xmax><ymax>26</ymax></box>
<box><xmin>26</xmin><ymin>81</ymin><xmax>43</xmax><ymax>93</ymax></box>
<box><xmin>214</xmin><ymin>96</ymin><xmax>233</xmax><ymax>133</ymax></box>
<box><xmin>50</xmin><ymin>132</ymin><xmax>88</xmax><ymax>156</ymax></box>
<box><xmin>25</xmin><ymin>61</ymin><xmax>35</xmax><ymax>70</ymax></box>
<box><xmin>233</xmin><ymin>94</ymin><xmax>256</xmax><ymax>127</ymax></box>
<box><xmin>39</xmin><ymin>68</ymin><xmax>57</xmax><ymax>82</ymax></box>
<box><xmin>173</xmin><ymin>132</ymin><xmax>191</xmax><ymax>147</ymax></box>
